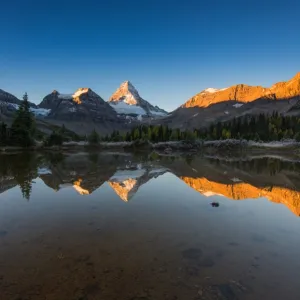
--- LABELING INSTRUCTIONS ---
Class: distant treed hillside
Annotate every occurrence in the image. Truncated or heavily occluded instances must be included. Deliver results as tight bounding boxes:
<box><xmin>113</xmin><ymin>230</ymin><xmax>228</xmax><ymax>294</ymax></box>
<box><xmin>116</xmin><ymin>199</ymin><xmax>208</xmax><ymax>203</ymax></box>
<box><xmin>101</xmin><ymin>113</ymin><xmax>300</xmax><ymax>142</ymax></box>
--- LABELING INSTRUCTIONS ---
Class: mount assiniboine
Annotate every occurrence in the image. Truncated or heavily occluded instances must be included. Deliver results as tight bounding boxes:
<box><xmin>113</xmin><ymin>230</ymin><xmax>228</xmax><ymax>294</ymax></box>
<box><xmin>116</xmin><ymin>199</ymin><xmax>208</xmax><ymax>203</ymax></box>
<box><xmin>108</xmin><ymin>81</ymin><xmax>167</xmax><ymax>117</ymax></box>
<box><xmin>1</xmin><ymin>72</ymin><xmax>300</xmax><ymax>134</ymax></box>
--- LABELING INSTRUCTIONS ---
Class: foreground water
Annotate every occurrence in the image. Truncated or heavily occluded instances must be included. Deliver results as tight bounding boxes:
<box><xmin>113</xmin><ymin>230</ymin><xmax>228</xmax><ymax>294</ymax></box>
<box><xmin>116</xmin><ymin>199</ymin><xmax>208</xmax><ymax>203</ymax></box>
<box><xmin>0</xmin><ymin>151</ymin><xmax>300</xmax><ymax>300</ymax></box>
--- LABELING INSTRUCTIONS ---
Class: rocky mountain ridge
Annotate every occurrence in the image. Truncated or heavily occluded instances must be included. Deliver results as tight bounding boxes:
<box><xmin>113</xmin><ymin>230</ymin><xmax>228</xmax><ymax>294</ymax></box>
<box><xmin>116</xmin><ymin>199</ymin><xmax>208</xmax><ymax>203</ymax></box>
<box><xmin>1</xmin><ymin>72</ymin><xmax>300</xmax><ymax>133</ymax></box>
<box><xmin>160</xmin><ymin>72</ymin><xmax>300</xmax><ymax>130</ymax></box>
<box><xmin>183</xmin><ymin>72</ymin><xmax>300</xmax><ymax>109</ymax></box>
<box><xmin>39</xmin><ymin>88</ymin><xmax>118</xmax><ymax>122</ymax></box>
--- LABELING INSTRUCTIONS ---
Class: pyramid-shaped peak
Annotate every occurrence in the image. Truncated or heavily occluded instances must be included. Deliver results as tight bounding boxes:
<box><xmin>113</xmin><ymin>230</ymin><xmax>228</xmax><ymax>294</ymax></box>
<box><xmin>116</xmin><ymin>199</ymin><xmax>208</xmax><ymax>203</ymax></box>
<box><xmin>122</xmin><ymin>80</ymin><xmax>133</xmax><ymax>86</ymax></box>
<box><xmin>120</xmin><ymin>81</ymin><xmax>138</xmax><ymax>94</ymax></box>
<box><xmin>109</xmin><ymin>80</ymin><xmax>141</xmax><ymax>104</ymax></box>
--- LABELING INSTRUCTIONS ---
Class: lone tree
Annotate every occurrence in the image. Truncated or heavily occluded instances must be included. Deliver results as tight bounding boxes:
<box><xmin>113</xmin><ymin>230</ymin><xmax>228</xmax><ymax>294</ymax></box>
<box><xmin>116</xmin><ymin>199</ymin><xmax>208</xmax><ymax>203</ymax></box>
<box><xmin>11</xmin><ymin>93</ymin><xmax>36</xmax><ymax>147</ymax></box>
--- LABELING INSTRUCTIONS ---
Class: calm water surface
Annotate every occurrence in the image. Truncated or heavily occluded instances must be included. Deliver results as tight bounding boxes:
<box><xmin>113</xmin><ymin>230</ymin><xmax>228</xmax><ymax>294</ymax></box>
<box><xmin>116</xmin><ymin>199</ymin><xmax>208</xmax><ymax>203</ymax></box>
<box><xmin>0</xmin><ymin>151</ymin><xmax>300</xmax><ymax>300</ymax></box>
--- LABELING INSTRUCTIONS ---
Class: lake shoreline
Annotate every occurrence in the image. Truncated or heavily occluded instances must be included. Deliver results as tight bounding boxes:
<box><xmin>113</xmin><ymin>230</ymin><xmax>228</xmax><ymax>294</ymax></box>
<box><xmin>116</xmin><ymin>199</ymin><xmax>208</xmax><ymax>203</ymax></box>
<box><xmin>1</xmin><ymin>139</ymin><xmax>300</xmax><ymax>154</ymax></box>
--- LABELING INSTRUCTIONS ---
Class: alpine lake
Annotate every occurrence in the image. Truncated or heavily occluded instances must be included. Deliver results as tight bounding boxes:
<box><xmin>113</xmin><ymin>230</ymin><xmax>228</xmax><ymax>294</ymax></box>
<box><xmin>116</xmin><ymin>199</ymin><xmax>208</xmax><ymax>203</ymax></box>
<box><xmin>0</xmin><ymin>150</ymin><xmax>300</xmax><ymax>300</ymax></box>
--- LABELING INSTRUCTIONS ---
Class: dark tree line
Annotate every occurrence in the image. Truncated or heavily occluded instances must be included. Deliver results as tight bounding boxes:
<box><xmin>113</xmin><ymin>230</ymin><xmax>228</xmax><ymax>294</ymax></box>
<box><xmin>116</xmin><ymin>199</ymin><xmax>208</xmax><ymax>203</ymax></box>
<box><xmin>101</xmin><ymin>112</ymin><xmax>300</xmax><ymax>143</ymax></box>
<box><xmin>102</xmin><ymin>125</ymin><xmax>197</xmax><ymax>143</ymax></box>
<box><xmin>201</xmin><ymin>113</ymin><xmax>300</xmax><ymax>141</ymax></box>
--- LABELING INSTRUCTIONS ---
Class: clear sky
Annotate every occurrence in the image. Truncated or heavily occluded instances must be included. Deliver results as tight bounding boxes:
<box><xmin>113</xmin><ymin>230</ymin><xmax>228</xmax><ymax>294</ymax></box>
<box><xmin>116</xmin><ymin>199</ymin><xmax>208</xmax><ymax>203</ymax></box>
<box><xmin>1</xmin><ymin>0</ymin><xmax>300</xmax><ymax>111</ymax></box>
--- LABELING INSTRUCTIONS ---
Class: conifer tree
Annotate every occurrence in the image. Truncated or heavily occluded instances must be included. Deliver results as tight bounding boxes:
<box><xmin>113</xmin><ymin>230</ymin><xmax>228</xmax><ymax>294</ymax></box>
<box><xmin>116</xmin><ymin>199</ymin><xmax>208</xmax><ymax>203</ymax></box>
<box><xmin>11</xmin><ymin>93</ymin><xmax>36</xmax><ymax>147</ymax></box>
<box><xmin>88</xmin><ymin>129</ymin><xmax>100</xmax><ymax>145</ymax></box>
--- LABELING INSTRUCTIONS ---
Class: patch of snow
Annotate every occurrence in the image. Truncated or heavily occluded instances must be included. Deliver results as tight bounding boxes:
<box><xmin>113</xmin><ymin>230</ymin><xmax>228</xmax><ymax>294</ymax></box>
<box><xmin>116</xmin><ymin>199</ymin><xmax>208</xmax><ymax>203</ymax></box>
<box><xmin>224</xmin><ymin>111</ymin><xmax>229</xmax><ymax>115</ymax></box>
<box><xmin>203</xmin><ymin>88</ymin><xmax>219</xmax><ymax>93</ymax></box>
<box><xmin>38</xmin><ymin>167</ymin><xmax>52</xmax><ymax>175</ymax></box>
<box><xmin>233</xmin><ymin>103</ymin><xmax>244</xmax><ymax>108</ymax></box>
<box><xmin>109</xmin><ymin>101</ymin><xmax>147</xmax><ymax>115</ymax></box>
<box><xmin>219</xmin><ymin>87</ymin><xmax>228</xmax><ymax>91</ymax></box>
<box><xmin>101</xmin><ymin>141</ymin><xmax>133</xmax><ymax>147</ymax></box>
<box><xmin>59</xmin><ymin>183</ymin><xmax>73</xmax><ymax>189</ymax></box>
<box><xmin>63</xmin><ymin>141</ymin><xmax>88</xmax><ymax>146</ymax></box>
<box><xmin>248</xmin><ymin>141</ymin><xmax>299</xmax><ymax>148</ymax></box>
<box><xmin>30</xmin><ymin>107</ymin><xmax>51</xmax><ymax>116</ymax></box>
<box><xmin>58</xmin><ymin>94</ymin><xmax>72</xmax><ymax>99</ymax></box>
<box><xmin>137</xmin><ymin>114</ymin><xmax>143</xmax><ymax>121</ymax></box>
<box><xmin>149</xmin><ymin>110</ymin><xmax>167</xmax><ymax>116</ymax></box>
<box><xmin>202</xmin><ymin>191</ymin><xmax>224</xmax><ymax>197</ymax></box>
<box><xmin>110</xmin><ymin>169</ymin><xmax>146</xmax><ymax>181</ymax></box>
<box><xmin>192</xmin><ymin>113</ymin><xmax>199</xmax><ymax>118</ymax></box>
<box><xmin>231</xmin><ymin>177</ymin><xmax>242</xmax><ymax>183</ymax></box>
<box><xmin>149</xmin><ymin>168</ymin><xmax>168</xmax><ymax>175</ymax></box>
<box><xmin>2</xmin><ymin>102</ymin><xmax>51</xmax><ymax>116</ymax></box>
<box><xmin>9</xmin><ymin>103</ymin><xmax>19</xmax><ymax>110</ymax></box>
<box><xmin>69</xmin><ymin>107</ymin><xmax>77</xmax><ymax>113</ymax></box>
<box><xmin>1</xmin><ymin>102</ymin><xmax>21</xmax><ymax>111</ymax></box>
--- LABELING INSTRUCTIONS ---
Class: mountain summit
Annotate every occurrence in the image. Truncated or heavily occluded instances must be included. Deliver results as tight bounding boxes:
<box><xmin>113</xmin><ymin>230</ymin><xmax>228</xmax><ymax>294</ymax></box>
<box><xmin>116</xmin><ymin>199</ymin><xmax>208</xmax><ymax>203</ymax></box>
<box><xmin>108</xmin><ymin>81</ymin><xmax>167</xmax><ymax>117</ymax></box>
<box><xmin>182</xmin><ymin>72</ymin><xmax>300</xmax><ymax>109</ymax></box>
<box><xmin>39</xmin><ymin>87</ymin><xmax>117</xmax><ymax>119</ymax></box>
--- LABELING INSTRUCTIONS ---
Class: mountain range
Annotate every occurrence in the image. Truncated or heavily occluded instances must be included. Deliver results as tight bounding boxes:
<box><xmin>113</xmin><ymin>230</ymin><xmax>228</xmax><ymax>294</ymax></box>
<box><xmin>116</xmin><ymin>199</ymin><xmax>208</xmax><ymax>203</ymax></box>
<box><xmin>1</xmin><ymin>72</ymin><xmax>300</xmax><ymax>134</ymax></box>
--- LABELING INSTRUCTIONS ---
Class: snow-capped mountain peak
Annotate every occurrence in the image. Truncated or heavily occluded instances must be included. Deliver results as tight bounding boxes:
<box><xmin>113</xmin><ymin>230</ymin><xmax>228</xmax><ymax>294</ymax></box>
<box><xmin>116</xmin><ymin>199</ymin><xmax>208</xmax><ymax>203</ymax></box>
<box><xmin>109</xmin><ymin>81</ymin><xmax>140</xmax><ymax>105</ymax></box>
<box><xmin>108</xmin><ymin>81</ymin><xmax>167</xmax><ymax>118</ymax></box>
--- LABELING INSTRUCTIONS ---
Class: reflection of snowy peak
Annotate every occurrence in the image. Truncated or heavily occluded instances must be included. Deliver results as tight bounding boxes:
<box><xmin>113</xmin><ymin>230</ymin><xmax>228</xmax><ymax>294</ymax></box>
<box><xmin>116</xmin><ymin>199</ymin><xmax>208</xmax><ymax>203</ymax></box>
<box><xmin>108</xmin><ymin>166</ymin><xmax>167</xmax><ymax>201</ymax></box>
<box><xmin>108</xmin><ymin>81</ymin><xmax>167</xmax><ymax>118</ymax></box>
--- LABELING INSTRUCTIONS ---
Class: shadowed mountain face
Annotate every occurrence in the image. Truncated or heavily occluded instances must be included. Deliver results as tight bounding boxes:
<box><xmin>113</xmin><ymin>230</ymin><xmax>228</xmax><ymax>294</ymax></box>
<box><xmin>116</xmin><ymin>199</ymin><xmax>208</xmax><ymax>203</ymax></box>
<box><xmin>38</xmin><ymin>88</ymin><xmax>124</xmax><ymax>134</ymax></box>
<box><xmin>1</xmin><ymin>152</ymin><xmax>300</xmax><ymax>215</ymax></box>
<box><xmin>40</xmin><ymin>88</ymin><xmax>117</xmax><ymax>121</ymax></box>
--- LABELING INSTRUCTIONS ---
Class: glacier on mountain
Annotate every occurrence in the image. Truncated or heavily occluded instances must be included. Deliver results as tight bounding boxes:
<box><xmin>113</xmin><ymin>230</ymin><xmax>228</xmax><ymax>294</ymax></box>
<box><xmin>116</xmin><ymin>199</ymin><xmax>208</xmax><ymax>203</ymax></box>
<box><xmin>109</xmin><ymin>101</ymin><xmax>147</xmax><ymax>115</ymax></box>
<box><xmin>1</xmin><ymin>102</ymin><xmax>51</xmax><ymax>117</ymax></box>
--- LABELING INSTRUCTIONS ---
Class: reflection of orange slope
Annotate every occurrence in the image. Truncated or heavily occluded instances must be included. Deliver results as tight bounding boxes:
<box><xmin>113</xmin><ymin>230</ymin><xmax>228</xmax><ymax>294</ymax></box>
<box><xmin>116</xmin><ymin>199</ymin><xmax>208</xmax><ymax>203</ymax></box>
<box><xmin>181</xmin><ymin>177</ymin><xmax>300</xmax><ymax>216</ymax></box>
<box><xmin>73</xmin><ymin>178</ymin><xmax>90</xmax><ymax>195</ymax></box>
<box><xmin>108</xmin><ymin>178</ymin><xmax>138</xmax><ymax>202</ymax></box>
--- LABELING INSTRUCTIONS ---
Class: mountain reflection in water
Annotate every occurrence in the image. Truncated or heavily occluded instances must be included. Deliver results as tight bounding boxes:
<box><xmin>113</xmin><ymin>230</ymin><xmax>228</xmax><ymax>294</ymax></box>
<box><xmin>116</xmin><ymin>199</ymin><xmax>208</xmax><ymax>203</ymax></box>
<box><xmin>1</xmin><ymin>151</ymin><xmax>300</xmax><ymax>300</ymax></box>
<box><xmin>1</xmin><ymin>152</ymin><xmax>300</xmax><ymax>215</ymax></box>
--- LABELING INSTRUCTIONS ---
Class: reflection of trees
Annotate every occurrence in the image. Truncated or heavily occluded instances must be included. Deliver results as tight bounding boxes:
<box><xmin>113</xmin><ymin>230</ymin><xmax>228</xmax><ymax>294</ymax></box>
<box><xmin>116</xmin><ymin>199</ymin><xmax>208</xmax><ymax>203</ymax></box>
<box><xmin>88</xmin><ymin>153</ymin><xmax>99</xmax><ymax>165</ymax></box>
<box><xmin>185</xmin><ymin>155</ymin><xmax>194</xmax><ymax>166</ymax></box>
<box><xmin>206</xmin><ymin>157</ymin><xmax>300</xmax><ymax>176</ymax></box>
<box><xmin>0</xmin><ymin>155</ymin><xmax>11</xmax><ymax>177</ymax></box>
<box><xmin>42</xmin><ymin>152</ymin><xmax>65</xmax><ymax>166</ymax></box>
<box><xmin>13</xmin><ymin>153</ymin><xmax>39</xmax><ymax>200</ymax></box>
<box><xmin>0</xmin><ymin>153</ymin><xmax>39</xmax><ymax>200</ymax></box>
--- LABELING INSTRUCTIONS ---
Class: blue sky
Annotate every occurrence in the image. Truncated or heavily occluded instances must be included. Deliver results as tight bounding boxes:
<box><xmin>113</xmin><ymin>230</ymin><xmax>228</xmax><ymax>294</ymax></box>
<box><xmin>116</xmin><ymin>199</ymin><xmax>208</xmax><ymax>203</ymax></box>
<box><xmin>1</xmin><ymin>0</ymin><xmax>300</xmax><ymax>111</ymax></box>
